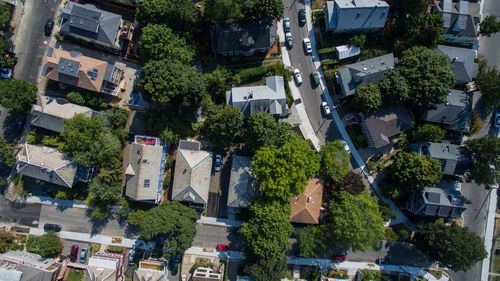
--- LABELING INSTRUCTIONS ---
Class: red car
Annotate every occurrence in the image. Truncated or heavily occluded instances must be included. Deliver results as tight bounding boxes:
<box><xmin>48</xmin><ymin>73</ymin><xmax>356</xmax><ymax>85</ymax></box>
<box><xmin>69</xmin><ymin>245</ymin><xmax>79</xmax><ymax>262</ymax></box>
<box><xmin>216</xmin><ymin>244</ymin><xmax>230</xmax><ymax>251</ymax></box>
<box><xmin>331</xmin><ymin>255</ymin><xmax>347</xmax><ymax>262</ymax></box>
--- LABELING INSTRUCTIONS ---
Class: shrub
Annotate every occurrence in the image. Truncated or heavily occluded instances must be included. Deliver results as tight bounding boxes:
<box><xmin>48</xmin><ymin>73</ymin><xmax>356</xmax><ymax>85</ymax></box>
<box><xmin>381</xmin><ymin>183</ymin><xmax>400</xmax><ymax>200</ymax></box>
<box><xmin>66</xmin><ymin>92</ymin><xmax>85</xmax><ymax>105</ymax></box>
<box><xmin>91</xmin><ymin>243</ymin><xmax>100</xmax><ymax>253</ymax></box>
<box><xmin>318</xmin><ymin>47</ymin><xmax>336</xmax><ymax>56</ymax></box>
<box><xmin>469</xmin><ymin>113</ymin><xmax>483</xmax><ymax>136</ymax></box>
<box><xmin>90</xmin><ymin>207</ymin><xmax>108</xmax><ymax>221</ymax></box>
<box><xmin>380</xmin><ymin>205</ymin><xmax>397</xmax><ymax>221</ymax></box>
<box><xmin>385</xmin><ymin>228</ymin><xmax>398</xmax><ymax>241</ymax></box>
<box><xmin>106</xmin><ymin>245</ymin><xmax>124</xmax><ymax>253</ymax></box>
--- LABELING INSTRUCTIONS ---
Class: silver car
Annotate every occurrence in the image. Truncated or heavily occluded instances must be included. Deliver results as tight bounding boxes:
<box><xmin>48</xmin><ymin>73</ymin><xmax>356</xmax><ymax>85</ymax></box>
<box><xmin>293</xmin><ymin>69</ymin><xmax>303</xmax><ymax>85</ymax></box>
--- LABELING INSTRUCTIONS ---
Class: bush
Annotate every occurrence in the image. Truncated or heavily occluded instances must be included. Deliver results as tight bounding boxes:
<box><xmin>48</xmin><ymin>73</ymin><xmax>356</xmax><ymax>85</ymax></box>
<box><xmin>396</xmin><ymin>228</ymin><xmax>410</xmax><ymax>241</ymax></box>
<box><xmin>106</xmin><ymin>245</ymin><xmax>124</xmax><ymax>253</ymax></box>
<box><xmin>66</xmin><ymin>92</ymin><xmax>85</xmax><ymax>105</ymax></box>
<box><xmin>380</xmin><ymin>205</ymin><xmax>397</xmax><ymax>221</ymax></box>
<box><xmin>90</xmin><ymin>207</ymin><xmax>108</xmax><ymax>221</ymax></box>
<box><xmin>381</xmin><ymin>183</ymin><xmax>400</xmax><ymax>199</ymax></box>
<box><xmin>318</xmin><ymin>47</ymin><xmax>336</xmax><ymax>56</ymax></box>
<box><xmin>385</xmin><ymin>228</ymin><xmax>398</xmax><ymax>241</ymax></box>
<box><xmin>191</xmin><ymin>258</ymin><xmax>214</xmax><ymax>273</ymax></box>
<box><xmin>91</xmin><ymin>243</ymin><xmax>100</xmax><ymax>253</ymax></box>
<box><xmin>237</xmin><ymin>66</ymin><xmax>268</xmax><ymax>80</ymax></box>
<box><xmin>469</xmin><ymin>113</ymin><xmax>483</xmax><ymax>136</ymax></box>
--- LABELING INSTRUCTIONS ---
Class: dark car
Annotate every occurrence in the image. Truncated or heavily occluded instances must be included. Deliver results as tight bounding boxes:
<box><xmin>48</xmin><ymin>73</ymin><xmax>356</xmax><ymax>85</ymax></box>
<box><xmin>311</xmin><ymin>71</ymin><xmax>320</xmax><ymax>87</ymax></box>
<box><xmin>170</xmin><ymin>255</ymin><xmax>181</xmax><ymax>275</ymax></box>
<box><xmin>43</xmin><ymin>223</ymin><xmax>62</xmax><ymax>232</ymax></box>
<box><xmin>214</xmin><ymin>154</ymin><xmax>222</xmax><ymax>172</ymax></box>
<box><xmin>44</xmin><ymin>18</ymin><xmax>54</xmax><ymax>37</ymax></box>
<box><xmin>69</xmin><ymin>245</ymin><xmax>79</xmax><ymax>262</ymax></box>
<box><xmin>298</xmin><ymin>9</ymin><xmax>306</xmax><ymax>25</ymax></box>
<box><xmin>375</xmin><ymin>258</ymin><xmax>386</xmax><ymax>265</ymax></box>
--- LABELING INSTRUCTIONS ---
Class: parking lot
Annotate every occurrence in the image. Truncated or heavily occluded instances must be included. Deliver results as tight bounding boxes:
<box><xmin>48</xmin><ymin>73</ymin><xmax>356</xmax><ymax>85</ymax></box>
<box><xmin>62</xmin><ymin>239</ymin><xmax>91</xmax><ymax>266</ymax></box>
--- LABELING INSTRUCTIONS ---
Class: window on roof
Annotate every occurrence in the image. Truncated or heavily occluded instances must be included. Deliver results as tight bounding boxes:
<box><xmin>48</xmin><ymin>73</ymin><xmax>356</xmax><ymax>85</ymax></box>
<box><xmin>144</xmin><ymin>179</ymin><xmax>150</xmax><ymax>188</ymax></box>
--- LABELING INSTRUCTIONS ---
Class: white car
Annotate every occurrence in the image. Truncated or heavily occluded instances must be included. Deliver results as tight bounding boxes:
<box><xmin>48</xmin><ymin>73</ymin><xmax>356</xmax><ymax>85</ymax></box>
<box><xmin>340</xmin><ymin>140</ymin><xmax>350</xmax><ymax>153</ymax></box>
<box><xmin>293</xmin><ymin>69</ymin><xmax>303</xmax><ymax>85</ymax></box>
<box><xmin>303</xmin><ymin>38</ymin><xmax>312</xmax><ymax>54</ymax></box>
<box><xmin>321</xmin><ymin>101</ymin><xmax>331</xmax><ymax>115</ymax></box>
<box><xmin>285</xmin><ymin>32</ymin><xmax>293</xmax><ymax>48</ymax></box>
<box><xmin>0</xmin><ymin>67</ymin><xmax>12</xmax><ymax>79</ymax></box>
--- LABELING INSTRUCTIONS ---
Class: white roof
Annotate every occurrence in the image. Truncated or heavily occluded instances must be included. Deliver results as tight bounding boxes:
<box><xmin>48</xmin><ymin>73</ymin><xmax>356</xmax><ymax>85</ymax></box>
<box><xmin>0</xmin><ymin>268</ymin><xmax>22</xmax><ymax>281</ymax></box>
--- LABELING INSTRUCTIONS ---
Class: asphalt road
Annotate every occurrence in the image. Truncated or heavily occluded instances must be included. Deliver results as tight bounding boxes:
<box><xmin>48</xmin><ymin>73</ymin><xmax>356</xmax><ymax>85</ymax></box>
<box><xmin>478</xmin><ymin>0</ymin><xmax>500</xmax><ymax>70</ymax></box>
<box><xmin>13</xmin><ymin>0</ymin><xmax>61</xmax><ymax>83</ymax></box>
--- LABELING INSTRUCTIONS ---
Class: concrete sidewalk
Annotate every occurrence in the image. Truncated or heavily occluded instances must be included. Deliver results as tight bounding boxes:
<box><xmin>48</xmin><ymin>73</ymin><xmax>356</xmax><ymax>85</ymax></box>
<box><xmin>29</xmin><ymin>227</ymin><xmax>136</xmax><ymax>248</ymax></box>
<box><xmin>26</xmin><ymin>195</ymin><xmax>89</xmax><ymax>209</ymax></box>
<box><xmin>481</xmin><ymin>189</ymin><xmax>497</xmax><ymax>281</ymax></box>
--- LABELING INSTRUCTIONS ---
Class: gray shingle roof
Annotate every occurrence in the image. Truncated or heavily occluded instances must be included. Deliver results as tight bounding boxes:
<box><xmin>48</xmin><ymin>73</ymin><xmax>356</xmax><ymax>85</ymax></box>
<box><xmin>325</xmin><ymin>0</ymin><xmax>389</xmax><ymax>33</ymax></box>
<box><xmin>411</xmin><ymin>142</ymin><xmax>471</xmax><ymax>176</ymax></box>
<box><xmin>337</xmin><ymin>53</ymin><xmax>394</xmax><ymax>97</ymax></box>
<box><xmin>361</xmin><ymin>105</ymin><xmax>413</xmax><ymax>148</ymax></box>
<box><xmin>211</xmin><ymin>20</ymin><xmax>277</xmax><ymax>54</ymax></box>
<box><xmin>227</xmin><ymin>156</ymin><xmax>259</xmax><ymax>209</ymax></box>
<box><xmin>435</xmin><ymin>45</ymin><xmax>479</xmax><ymax>84</ymax></box>
<box><xmin>422</xmin><ymin>89</ymin><xmax>471</xmax><ymax>133</ymax></box>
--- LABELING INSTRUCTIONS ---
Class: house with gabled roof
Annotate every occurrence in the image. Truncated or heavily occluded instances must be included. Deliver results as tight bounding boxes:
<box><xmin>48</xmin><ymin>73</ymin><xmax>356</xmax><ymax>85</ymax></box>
<box><xmin>31</xmin><ymin>96</ymin><xmax>99</xmax><ymax>133</ymax></box>
<box><xmin>422</xmin><ymin>89</ymin><xmax>472</xmax><ymax>133</ymax></box>
<box><xmin>433</xmin><ymin>0</ymin><xmax>480</xmax><ymax>48</ymax></box>
<box><xmin>227</xmin><ymin>155</ymin><xmax>259</xmax><ymax>216</ymax></box>
<box><xmin>409</xmin><ymin>142</ymin><xmax>471</xmax><ymax>176</ymax></box>
<box><xmin>133</xmin><ymin>260</ymin><xmax>167</xmax><ymax>281</ymax></box>
<box><xmin>171</xmin><ymin>140</ymin><xmax>212</xmax><ymax>209</ymax></box>
<box><xmin>435</xmin><ymin>45</ymin><xmax>479</xmax><ymax>85</ymax></box>
<box><xmin>226</xmin><ymin>76</ymin><xmax>288</xmax><ymax>118</ymax></box>
<box><xmin>86</xmin><ymin>251</ymin><xmax>124</xmax><ymax>281</ymax></box>
<box><xmin>0</xmin><ymin>251</ymin><xmax>62</xmax><ymax>281</ymax></box>
<box><xmin>290</xmin><ymin>179</ymin><xmax>323</xmax><ymax>224</ymax></box>
<box><xmin>16</xmin><ymin>144</ymin><xmax>93</xmax><ymax>188</ymax></box>
<box><xmin>324</xmin><ymin>0</ymin><xmax>389</xmax><ymax>33</ymax></box>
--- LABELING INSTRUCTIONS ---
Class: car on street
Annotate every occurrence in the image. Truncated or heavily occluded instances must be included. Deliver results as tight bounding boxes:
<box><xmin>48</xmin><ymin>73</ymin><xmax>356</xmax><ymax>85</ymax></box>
<box><xmin>495</xmin><ymin>112</ymin><xmax>500</xmax><ymax>128</ymax></box>
<box><xmin>340</xmin><ymin>140</ymin><xmax>350</xmax><ymax>153</ymax></box>
<box><xmin>0</xmin><ymin>67</ymin><xmax>12</xmax><ymax>79</ymax></box>
<box><xmin>44</xmin><ymin>18</ymin><xmax>54</xmax><ymax>37</ymax></box>
<box><xmin>69</xmin><ymin>245</ymin><xmax>79</xmax><ymax>262</ymax></box>
<box><xmin>298</xmin><ymin>9</ymin><xmax>306</xmax><ymax>25</ymax></box>
<box><xmin>79</xmin><ymin>248</ymin><xmax>87</xmax><ymax>263</ymax></box>
<box><xmin>311</xmin><ymin>71</ymin><xmax>320</xmax><ymax>87</ymax></box>
<box><xmin>128</xmin><ymin>250</ymin><xmax>135</xmax><ymax>266</ymax></box>
<box><xmin>214</xmin><ymin>154</ymin><xmax>222</xmax><ymax>172</ymax></box>
<box><xmin>285</xmin><ymin>32</ymin><xmax>293</xmax><ymax>48</ymax></box>
<box><xmin>375</xmin><ymin>258</ymin><xmax>386</xmax><ymax>264</ymax></box>
<box><xmin>293</xmin><ymin>69</ymin><xmax>303</xmax><ymax>85</ymax></box>
<box><xmin>303</xmin><ymin>38</ymin><xmax>312</xmax><ymax>54</ymax></box>
<box><xmin>283</xmin><ymin>17</ymin><xmax>291</xmax><ymax>32</ymax></box>
<box><xmin>43</xmin><ymin>223</ymin><xmax>61</xmax><ymax>232</ymax></box>
<box><xmin>331</xmin><ymin>255</ymin><xmax>347</xmax><ymax>262</ymax></box>
<box><xmin>170</xmin><ymin>255</ymin><xmax>181</xmax><ymax>276</ymax></box>
<box><xmin>321</xmin><ymin>101</ymin><xmax>331</xmax><ymax>115</ymax></box>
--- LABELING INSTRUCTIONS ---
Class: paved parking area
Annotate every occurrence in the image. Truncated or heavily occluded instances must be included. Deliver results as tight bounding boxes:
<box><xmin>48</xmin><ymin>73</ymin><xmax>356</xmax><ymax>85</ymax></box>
<box><xmin>62</xmin><ymin>239</ymin><xmax>90</xmax><ymax>263</ymax></box>
<box><xmin>206</xmin><ymin>154</ymin><xmax>231</xmax><ymax>218</ymax></box>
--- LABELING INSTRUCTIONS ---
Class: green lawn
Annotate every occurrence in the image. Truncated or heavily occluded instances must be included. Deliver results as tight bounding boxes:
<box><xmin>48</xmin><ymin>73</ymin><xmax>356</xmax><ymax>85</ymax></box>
<box><xmin>67</xmin><ymin>271</ymin><xmax>84</xmax><ymax>281</ymax></box>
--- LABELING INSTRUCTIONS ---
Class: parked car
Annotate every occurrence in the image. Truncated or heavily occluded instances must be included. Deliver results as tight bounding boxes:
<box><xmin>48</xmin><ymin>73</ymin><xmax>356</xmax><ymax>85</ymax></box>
<box><xmin>44</xmin><ymin>18</ymin><xmax>54</xmax><ymax>37</ymax></box>
<box><xmin>303</xmin><ymin>38</ymin><xmax>312</xmax><ymax>54</ymax></box>
<box><xmin>0</xmin><ymin>67</ymin><xmax>12</xmax><ymax>79</ymax></box>
<box><xmin>128</xmin><ymin>251</ymin><xmax>135</xmax><ymax>266</ymax></box>
<box><xmin>375</xmin><ymin>258</ymin><xmax>386</xmax><ymax>265</ymax></box>
<box><xmin>285</xmin><ymin>32</ymin><xmax>293</xmax><ymax>48</ymax></box>
<box><xmin>170</xmin><ymin>255</ymin><xmax>181</xmax><ymax>275</ymax></box>
<box><xmin>216</xmin><ymin>244</ymin><xmax>230</xmax><ymax>251</ymax></box>
<box><xmin>331</xmin><ymin>255</ymin><xmax>347</xmax><ymax>262</ymax></box>
<box><xmin>79</xmin><ymin>248</ymin><xmax>88</xmax><ymax>263</ymax></box>
<box><xmin>311</xmin><ymin>71</ymin><xmax>320</xmax><ymax>87</ymax></box>
<box><xmin>69</xmin><ymin>245</ymin><xmax>79</xmax><ymax>262</ymax></box>
<box><xmin>293</xmin><ymin>69</ymin><xmax>303</xmax><ymax>85</ymax></box>
<box><xmin>321</xmin><ymin>101</ymin><xmax>331</xmax><ymax>115</ymax></box>
<box><xmin>298</xmin><ymin>9</ymin><xmax>306</xmax><ymax>25</ymax></box>
<box><xmin>340</xmin><ymin>140</ymin><xmax>350</xmax><ymax>153</ymax></box>
<box><xmin>214</xmin><ymin>154</ymin><xmax>222</xmax><ymax>172</ymax></box>
<box><xmin>495</xmin><ymin>112</ymin><xmax>500</xmax><ymax>128</ymax></box>
<box><xmin>43</xmin><ymin>223</ymin><xmax>61</xmax><ymax>232</ymax></box>
<box><xmin>283</xmin><ymin>17</ymin><xmax>291</xmax><ymax>32</ymax></box>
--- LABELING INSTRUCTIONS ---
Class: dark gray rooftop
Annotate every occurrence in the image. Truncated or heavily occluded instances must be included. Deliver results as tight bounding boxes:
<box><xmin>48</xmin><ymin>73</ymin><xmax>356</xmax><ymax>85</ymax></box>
<box><xmin>211</xmin><ymin>20</ymin><xmax>277</xmax><ymax>54</ymax></box>
<box><xmin>57</xmin><ymin>58</ymin><xmax>80</xmax><ymax>78</ymax></box>
<box><xmin>362</xmin><ymin>105</ymin><xmax>413</xmax><ymax>148</ymax></box>
<box><xmin>423</xmin><ymin>89</ymin><xmax>471</xmax><ymax>133</ymax></box>
<box><xmin>435</xmin><ymin>45</ymin><xmax>479</xmax><ymax>84</ymax></box>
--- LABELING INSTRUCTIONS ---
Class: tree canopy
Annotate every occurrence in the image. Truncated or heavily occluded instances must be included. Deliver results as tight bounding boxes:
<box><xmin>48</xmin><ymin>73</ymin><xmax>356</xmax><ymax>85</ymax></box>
<box><xmin>203</xmin><ymin>104</ymin><xmax>244</xmax><ymax>148</ymax></box>
<box><xmin>480</xmin><ymin>15</ymin><xmax>500</xmax><ymax>37</ymax></box>
<box><xmin>412</xmin><ymin>124</ymin><xmax>446</xmax><ymax>143</ymax></box>
<box><xmin>319</xmin><ymin>140</ymin><xmax>350</xmax><ymax>182</ymax></box>
<box><xmin>252</xmin><ymin>138</ymin><xmax>320</xmax><ymax>201</ymax></box>
<box><xmin>297</xmin><ymin>225</ymin><xmax>327</xmax><ymax>258</ymax></box>
<box><xmin>244</xmin><ymin>112</ymin><xmax>297</xmax><ymax>152</ymax></box>
<box><xmin>348</xmin><ymin>34</ymin><xmax>366</xmax><ymax>48</ymax></box>
<box><xmin>88</xmin><ymin>173</ymin><xmax>122</xmax><ymax>206</ymax></box>
<box><xmin>415</xmin><ymin>222</ymin><xmax>487</xmax><ymax>272</ymax></box>
<box><xmin>397</xmin><ymin>13</ymin><xmax>444</xmax><ymax>51</ymax></box>
<box><xmin>0</xmin><ymin>137</ymin><xmax>14</xmax><ymax>167</ymax></box>
<box><xmin>0</xmin><ymin>3</ymin><xmax>11</xmax><ymax>30</ymax></box>
<box><xmin>0</xmin><ymin>79</ymin><xmax>37</xmax><ymax>113</ymax></box>
<box><xmin>378</xmin><ymin>69</ymin><xmax>410</xmax><ymax>105</ymax></box>
<box><xmin>389</xmin><ymin>152</ymin><xmax>442</xmax><ymax>194</ymax></box>
<box><xmin>26</xmin><ymin>232</ymin><xmax>62</xmax><ymax>258</ymax></box>
<box><xmin>465</xmin><ymin>136</ymin><xmax>500</xmax><ymax>186</ymax></box>
<box><xmin>140</xmin><ymin>59</ymin><xmax>206</xmax><ymax>108</ymax></box>
<box><xmin>128</xmin><ymin>201</ymin><xmax>198</xmax><ymax>254</ymax></box>
<box><xmin>136</xmin><ymin>0</ymin><xmax>197</xmax><ymax>33</ymax></box>
<box><xmin>203</xmin><ymin>0</ymin><xmax>242</xmax><ymax>23</ymax></box>
<box><xmin>138</xmin><ymin>24</ymin><xmax>194</xmax><ymax>63</ymax></box>
<box><xmin>204</xmin><ymin>68</ymin><xmax>234</xmax><ymax>104</ymax></box>
<box><xmin>475</xmin><ymin>65</ymin><xmax>500</xmax><ymax>111</ymax></box>
<box><xmin>353</xmin><ymin>84</ymin><xmax>382</xmax><ymax>113</ymax></box>
<box><xmin>397</xmin><ymin>46</ymin><xmax>455</xmax><ymax>110</ymax></box>
<box><xmin>241</xmin><ymin>0</ymin><xmax>284</xmax><ymax>20</ymax></box>
<box><xmin>332</xmin><ymin>171</ymin><xmax>365</xmax><ymax>196</ymax></box>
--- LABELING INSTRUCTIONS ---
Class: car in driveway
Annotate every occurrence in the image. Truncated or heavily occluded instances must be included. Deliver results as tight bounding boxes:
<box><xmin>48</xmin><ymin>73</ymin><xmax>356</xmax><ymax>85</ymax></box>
<box><xmin>293</xmin><ymin>69</ymin><xmax>303</xmax><ymax>85</ymax></box>
<box><xmin>285</xmin><ymin>32</ymin><xmax>293</xmax><ymax>48</ymax></box>
<box><xmin>69</xmin><ymin>245</ymin><xmax>79</xmax><ymax>262</ymax></box>
<box><xmin>298</xmin><ymin>9</ymin><xmax>306</xmax><ymax>25</ymax></box>
<box><xmin>283</xmin><ymin>17</ymin><xmax>291</xmax><ymax>32</ymax></box>
<box><xmin>43</xmin><ymin>223</ymin><xmax>61</xmax><ymax>232</ymax></box>
<box><xmin>311</xmin><ymin>71</ymin><xmax>320</xmax><ymax>87</ymax></box>
<box><xmin>44</xmin><ymin>18</ymin><xmax>54</xmax><ymax>37</ymax></box>
<box><xmin>170</xmin><ymin>255</ymin><xmax>181</xmax><ymax>276</ymax></box>
<box><xmin>321</xmin><ymin>101</ymin><xmax>331</xmax><ymax>115</ymax></box>
<box><xmin>79</xmin><ymin>248</ymin><xmax>88</xmax><ymax>263</ymax></box>
<box><xmin>0</xmin><ymin>67</ymin><xmax>12</xmax><ymax>79</ymax></box>
<box><xmin>214</xmin><ymin>154</ymin><xmax>222</xmax><ymax>172</ymax></box>
<box><xmin>303</xmin><ymin>38</ymin><xmax>312</xmax><ymax>54</ymax></box>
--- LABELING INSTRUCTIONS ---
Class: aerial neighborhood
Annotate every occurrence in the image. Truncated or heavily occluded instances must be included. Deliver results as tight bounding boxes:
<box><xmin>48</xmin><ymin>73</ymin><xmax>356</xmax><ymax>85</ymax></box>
<box><xmin>0</xmin><ymin>0</ymin><xmax>498</xmax><ymax>281</ymax></box>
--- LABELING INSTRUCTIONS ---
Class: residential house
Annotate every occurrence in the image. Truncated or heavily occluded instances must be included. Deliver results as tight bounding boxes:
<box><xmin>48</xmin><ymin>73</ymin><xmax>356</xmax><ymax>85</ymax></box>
<box><xmin>406</xmin><ymin>180</ymin><xmax>467</xmax><ymax>218</ymax></box>
<box><xmin>324</xmin><ymin>0</ymin><xmax>389</xmax><ymax>33</ymax></box>
<box><xmin>31</xmin><ymin>96</ymin><xmax>99</xmax><ymax>133</ymax></box>
<box><xmin>227</xmin><ymin>156</ymin><xmax>259</xmax><ymax>216</ymax></box>
<box><xmin>410</xmin><ymin>142</ymin><xmax>471</xmax><ymax>176</ymax></box>
<box><xmin>433</xmin><ymin>0</ymin><xmax>480</xmax><ymax>48</ymax></box>
<box><xmin>211</xmin><ymin>20</ymin><xmax>277</xmax><ymax>56</ymax></box>
<box><xmin>133</xmin><ymin>260</ymin><xmax>167</xmax><ymax>281</ymax></box>
<box><xmin>45</xmin><ymin>47</ymin><xmax>126</xmax><ymax>96</ymax></box>
<box><xmin>289</xmin><ymin>179</ymin><xmax>324</xmax><ymax>224</ymax></box>
<box><xmin>192</xmin><ymin>267</ymin><xmax>223</xmax><ymax>281</ymax></box>
<box><xmin>435</xmin><ymin>45</ymin><xmax>479</xmax><ymax>85</ymax></box>
<box><xmin>422</xmin><ymin>89</ymin><xmax>472</xmax><ymax>133</ymax></box>
<box><xmin>86</xmin><ymin>252</ymin><xmax>124</xmax><ymax>281</ymax></box>
<box><xmin>336</xmin><ymin>53</ymin><xmax>394</xmax><ymax>97</ymax></box>
<box><xmin>59</xmin><ymin>2</ymin><xmax>132</xmax><ymax>53</ymax></box>
<box><xmin>359</xmin><ymin>105</ymin><xmax>413</xmax><ymax>148</ymax></box>
<box><xmin>16</xmin><ymin>143</ymin><xmax>93</xmax><ymax>188</ymax></box>
<box><xmin>171</xmin><ymin>140</ymin><xmax>212</xmax><ymax>209</ymax></box>
<box><xmin>0</xmin><ymin>250</ymin><xmax>62</xmax><ymax>281</ymax></box>
<box><xmin>226</xmin><ymin>76</ymin><xmax>288</xmax><ymax>118</ymax></box>
<box><xmin>125</xmin><ymin>135</ymin><xmax>167</xmax><ymax>204</ymax></box>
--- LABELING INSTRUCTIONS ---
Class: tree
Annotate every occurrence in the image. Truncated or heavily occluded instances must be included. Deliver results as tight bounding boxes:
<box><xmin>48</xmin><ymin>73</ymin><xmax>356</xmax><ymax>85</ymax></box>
<box><xmin>138</xmin><ymin>24</ymin><xmax>194</xmax><ymax>63</ymax></box>
<box><xmin>204</xmin><ymin>68</ymin><xmax>233</xmax><ymax>104</ymax></box>
<box><xmin>0</xmin><ymin>231</ymin><xmax>15</xmax><ymax>253</ymax></box>
<box><xmin>0</xmin><ymin>79</ymin><xmax>37</xmax><ymax>113</ymax></box>
<box><xmin>415</xmin><ymin>222</ymin><xmax>487</xmax><ymax>271</ymax></box>
<box><xmin>128</xmin><ymin>201</ymin><xmax>197</xmax><ymax>254</ymax></box>
<box><xmin>476</xmin><ymin>66</ymin><xmax>500</xmax><ymax>111</ymax></box>
<box><xmin>204</xmin><ymin>0</ymin><xmax>242</xmax><ymax>23</ymax></box>
<box><xmin>412</xmin><ymin>124</ymin><xmax>446</xmax><ymax>143</ymax></box>
<box><xmin>397</xmin><ymin>13</ymin><xmax>444</xmax><ymax>50</ymax></box>
<box><xmin>140</xmin><ymin>59</ymin><xmax>206</xmax><ymax>108</ymax></box>
<box><xmin>297</xmin><ymin>225</ymin><xmax>327</xmax><ymax>257</ymax></box>
<box><xmin>244</xmin><ymin>112</ymin><xmax>297</xmax><ymax>152</ymax></box>
<box><xmin>104</xmin><ymin>108</ymin><xmax>129</xmax><ymax>130</ymax></box>
<box><xmin>0</xmin><ymin>137</ymin><xmax>14</xmax><ymax>167</ymax></box>
<box><xmin>241</xmin><ymin>0</ymin><xmax>283</xmax><ymax>20</ymax></box>
<box><xmin>397</xmin><ymin>47</ymin><xmax>455</xmax><ymax>110</ymax></box>
<box><xmin>332</xmin><ymin>171</ymin><xmax>365</xmax><ymax>196</ymax></box>
<box><xmin>203</xmin><ymin>104</ymin><xmax>244</xmax><ymax>148</ymax></box>
<box><xmin>136</xmin><ymin>0</ymin><xmax>197</xmax><ymax>33</ymax></box>
<box><xmin>353</xmin><ymin>84</ymin><xmax>382</xmax><ymax>113</ymax></box>
<box><xmin>394</xmin><ymin>0</ymin><xmax>429</xmax><ymax>17</ymax></box>
<box><xmin>66</xmin><ymin>91</ymin><xmax>85</xmax><ymax>105</ymax></box>
<box><xmin>325</xmin><ymin>191</ymin><xmax>385</xmax><ymax>252</ymax></box>
<box><xmin>389</xmin><ymin>152</ymin><xmax>442</xmax><ymax>194</ymax></box>
<box><xmin>348</xmin><ymin>34</ymin><xmax>366</xmax><ymax>48</ymax></box>
<box><xmin>378</xmin><ymin>69</ymin><xmax>410</xmax><ymax>105</ymax></box>
<box><xmin>0</xmin><ymin>3</ymin><xmax>11</xmax><ymax>30</ymax></box>
<box><xmin>480</xmin><ymin>15</ymin><xmax>500</xmax><ymax>37</ymax></box>
<box><xmin>465</xmin><ymin>136</ymin><xmax>500</xmax><ymax>186</ymax></box>
<box><xmin>252</xmin><ymin>138</ymin><xmax>320</xmax><ymax>201</ymax></box>
<box><xmin>88</xmin><ymin>174</ymin><xmax>122</xmax><ymax>205</ymax></box>
<box><xmin>27</xmin><ymin>232</ymin><xmax>63</xmax><ymax>258</ymax></box>
<box><xmin>319</xmin><ymin>140</ymin><xmax>350</xmax><ymax>182</ymax></box>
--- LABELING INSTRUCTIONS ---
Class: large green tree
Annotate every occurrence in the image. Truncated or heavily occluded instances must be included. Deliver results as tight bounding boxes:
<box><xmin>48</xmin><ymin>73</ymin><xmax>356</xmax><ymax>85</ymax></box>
<box><xmin>244</xmin><ymin>112</ymin><xmax>297</xmax><ymax>152</ymax></box>
<box><xmin>394</xmin><ymin>0</ymin><xmax>429</xmax><ymax>17</ymax></box>
<box><xmin>397</xmin><ymin>46</ymin><xmax>455</xmax><ymax>110</ymax></box>
<box><xmin>203</xmin><ymin>104</ymin><xmax>244</xmax><ymax>148</ymax></box>
<box><xmin>480</xmin><ymin>15</ymin><xmax>500</xmax><ymax>37</ymax></box>
<box><xmin>128</xmin><ymin>201</ymin><xmax>197</xmax><ymax>254</ymax></box>
<box><xmin>241</xmin><ymin>0</ymin><xmax>283</xmax><ymax>20</ymax></box>
<box><xmin>465</xmin><ymin>136</ymin><xmax>500</xmax><ymax>186</ymax></box>
<box><xmin>389</xmin><ymin>152</ymin><xmax>442</xmax><ymax>194</ymax></box>
<box><xmin>0</xmin><ymin>3</ymin><xmax>10</xmax><ymax>30</ymax></box>
<box><xmin>252</xmin><ymin>138</ymin><xmax>320</xmax><ymax>201</ymax></box>
<box><xmin>326</xmin><ymin>191</ymin><xmax>385</xmax><ymax>252</ymax></box>
<box><xmin>332</xmin><ymin>171</ymin><xmax>365</xmax><ymax>196</ymax></box>
<box><xmin>353</xmin><ymin>84</ymin><xmax>382</xmax><ymax>113</ymax></box>
<box><xmin>140</xmin><ymin>59</ymin><xmax>206</xmax><ymax>108</ymax></box>
<box><xmin>0</xmin><ymin>79</ymin><xmax>37</xmax><ymax>113</ymax></box>
<box><xmin>476</xmin><ymin>66</ymin><xmax>500</xmax><ymax>111</ymax></box>
<box><xmin>138</xmin><ymin>24</ymin><xmax>194</xmax><ymax>63</ymax></box>
<box><xmin>204</xmin><ymin>68</ymin><xmax>233</xmax><ymax>104</ymax></box>
<box><xmin>297</xmin><ymin>225</ymin><xmax>327</xmax><ymax>258</ymax></box>
<box><xmin>378</xmin><ymin>69</ymin><xmax>410</xmax><ymax>105</ymax></box>
<box><xmin>136</xmin><ymin>0</ymin><xmax>197</xmax><ymax>33</ymax></box>
<box><xmin>415</xmin><ymin>222</ymin><xmax>487</xmax><ymax>272</ymax></box>
<box><xmin>412</xmin><ymin>124</ymin><xmax>446</xmax><ymax>143</ymax></box>
<box><xmin>204</xmin><ymin>0</ymin><xmax>242</xmax><ymax>23</ymax></box>
<box><xmin>0</xmin><ymin>137</ymin><xmax>14</xmax><ymax>167</ymax></box>
<box><xmin>319</xmin><ymin>140</ymin><xmax>350</xmax><ymax>182</ymax></box>
<box><xmin>26</xmin><ymin>232</ymin><xmax>62</xmax><ymax>258</ymax></box>
<box><xmin>397</xmin><ymin>13</ymin><xmax>444</xmax><ymax>50</ymax></box>
<box><xmin>88</xmin><ymin>173</ymin><xmax>122</xmax><ymax>205</ymax></box>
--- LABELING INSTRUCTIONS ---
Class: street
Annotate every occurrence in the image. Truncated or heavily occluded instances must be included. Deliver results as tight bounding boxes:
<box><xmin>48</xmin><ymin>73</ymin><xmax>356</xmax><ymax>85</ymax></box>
<box><xmin>478</xmin><ymin>0</ymin><xmax>500</xmax><ymax>70</ymax></box>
